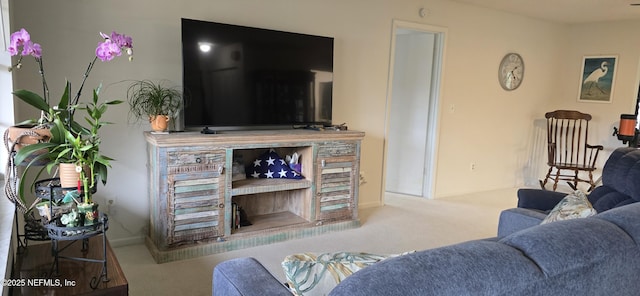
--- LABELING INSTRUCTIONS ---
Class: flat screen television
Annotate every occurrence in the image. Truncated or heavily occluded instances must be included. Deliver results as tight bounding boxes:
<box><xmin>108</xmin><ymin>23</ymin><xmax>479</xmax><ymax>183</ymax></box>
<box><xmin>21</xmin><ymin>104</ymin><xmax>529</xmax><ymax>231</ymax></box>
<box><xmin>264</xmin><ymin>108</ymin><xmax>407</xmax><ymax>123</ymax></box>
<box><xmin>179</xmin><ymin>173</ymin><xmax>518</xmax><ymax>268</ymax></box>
<box><xmin>181</xmin><ymin>18</ymin><xmax>334</xmax><ymax>131</ymax></box>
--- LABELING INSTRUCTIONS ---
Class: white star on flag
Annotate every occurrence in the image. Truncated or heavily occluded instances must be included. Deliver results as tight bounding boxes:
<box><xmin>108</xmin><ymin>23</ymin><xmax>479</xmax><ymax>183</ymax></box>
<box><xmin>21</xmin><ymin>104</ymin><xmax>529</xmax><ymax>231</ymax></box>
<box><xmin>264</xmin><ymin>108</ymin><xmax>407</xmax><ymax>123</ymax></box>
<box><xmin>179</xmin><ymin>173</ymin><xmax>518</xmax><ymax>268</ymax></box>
<box><xmin>265</xmin><ymin>170</ymin><xmax>274</xmax><ymax>178</ymax></box>
<box><xmin>253</xmin><ymin>159</ymin><xmax>262</xmax><ymax>167</ymax></box>
<box><xmin>278</xmin><ymin>169</ymin><xmax>288</xmax><ymax>178</ymax></box>
<box><xmin>266</xmin><ymin>157</ymin><xmax>275</xmax><ymax>166</ymax></box>
<box><xmin>251</xmin><ymin>171</ymin><xmax>261</xmax><ymax>178</ymax></box>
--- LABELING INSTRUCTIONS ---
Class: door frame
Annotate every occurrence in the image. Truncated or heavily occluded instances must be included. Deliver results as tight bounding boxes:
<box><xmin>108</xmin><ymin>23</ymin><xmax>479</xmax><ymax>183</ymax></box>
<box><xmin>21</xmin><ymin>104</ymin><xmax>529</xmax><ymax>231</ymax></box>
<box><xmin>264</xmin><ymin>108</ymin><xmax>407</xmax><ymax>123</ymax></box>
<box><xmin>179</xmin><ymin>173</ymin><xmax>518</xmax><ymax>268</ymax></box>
<box><xmin>382</xmin><ymin>20</ymin><xmax>447</xmax><ymax>201</ymax></box>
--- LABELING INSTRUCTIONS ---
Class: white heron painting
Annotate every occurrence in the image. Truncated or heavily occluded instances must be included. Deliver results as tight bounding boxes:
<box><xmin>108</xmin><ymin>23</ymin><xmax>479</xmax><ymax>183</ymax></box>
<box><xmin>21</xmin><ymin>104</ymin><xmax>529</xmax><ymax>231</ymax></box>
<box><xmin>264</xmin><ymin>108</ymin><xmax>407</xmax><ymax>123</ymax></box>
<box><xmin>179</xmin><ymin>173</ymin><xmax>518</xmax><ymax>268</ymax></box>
<box><xmin>578</xmin><ymin>55</ymin><xmax>617</xmax><ymax>103</ymax></box>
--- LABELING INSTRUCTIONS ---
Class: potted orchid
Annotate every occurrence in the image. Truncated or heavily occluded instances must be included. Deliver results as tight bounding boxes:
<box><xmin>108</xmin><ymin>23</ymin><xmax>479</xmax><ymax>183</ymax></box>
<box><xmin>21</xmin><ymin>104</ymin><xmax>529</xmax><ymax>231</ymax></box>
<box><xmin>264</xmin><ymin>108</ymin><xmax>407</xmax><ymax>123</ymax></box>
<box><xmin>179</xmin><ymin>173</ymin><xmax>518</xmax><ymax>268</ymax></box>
<box><xmin>6</xmin><ymin>28</ymin><xmax>133</xmax><ymax>216</ymax></box>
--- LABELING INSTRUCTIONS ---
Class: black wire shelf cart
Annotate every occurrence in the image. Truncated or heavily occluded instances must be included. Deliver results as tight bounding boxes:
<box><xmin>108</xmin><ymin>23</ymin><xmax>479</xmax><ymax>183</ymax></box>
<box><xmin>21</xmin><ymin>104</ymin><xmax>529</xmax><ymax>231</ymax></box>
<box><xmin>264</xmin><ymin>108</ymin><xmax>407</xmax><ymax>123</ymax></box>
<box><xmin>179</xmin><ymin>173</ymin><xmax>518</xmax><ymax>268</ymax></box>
<box><xmin>14</xmin><ymin>179</ymin><xmax>59</xmax><ymax>254</ymax></box>
<box><xmin>17</xmin><ymin>178</ymin><xmax>111</xmax><ymax>289</ymax></box>
<box><xmin>45</xmin><ymin>215</ymin><xmax>110</xmax><ymax>288</ymax></box>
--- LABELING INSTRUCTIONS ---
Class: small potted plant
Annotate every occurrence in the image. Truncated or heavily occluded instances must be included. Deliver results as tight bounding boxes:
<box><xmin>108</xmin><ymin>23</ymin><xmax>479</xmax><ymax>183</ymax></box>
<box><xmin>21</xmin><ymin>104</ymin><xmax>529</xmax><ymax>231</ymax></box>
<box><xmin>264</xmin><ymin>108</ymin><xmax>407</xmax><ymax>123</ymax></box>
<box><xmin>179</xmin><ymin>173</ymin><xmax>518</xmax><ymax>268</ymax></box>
<box><xmin>126</xmin><ymin>79</ymin><xmax>183</xmax><ymax>132</ymax></box>
<box><xmin>54</xmin><ymin>87</ymin><xmax>122</xmax><ymax>196</ymax></box>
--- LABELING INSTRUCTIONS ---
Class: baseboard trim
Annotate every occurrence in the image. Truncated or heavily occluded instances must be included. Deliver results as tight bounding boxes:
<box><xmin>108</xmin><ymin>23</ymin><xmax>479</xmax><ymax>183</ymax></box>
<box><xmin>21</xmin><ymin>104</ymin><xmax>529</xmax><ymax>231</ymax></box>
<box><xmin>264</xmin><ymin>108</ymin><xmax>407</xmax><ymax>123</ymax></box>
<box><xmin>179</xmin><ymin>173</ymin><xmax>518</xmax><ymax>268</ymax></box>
<box><xmin>108</xmin><ymin>236</ymin><xmax>145</xmax><ymax>247</ymax></box>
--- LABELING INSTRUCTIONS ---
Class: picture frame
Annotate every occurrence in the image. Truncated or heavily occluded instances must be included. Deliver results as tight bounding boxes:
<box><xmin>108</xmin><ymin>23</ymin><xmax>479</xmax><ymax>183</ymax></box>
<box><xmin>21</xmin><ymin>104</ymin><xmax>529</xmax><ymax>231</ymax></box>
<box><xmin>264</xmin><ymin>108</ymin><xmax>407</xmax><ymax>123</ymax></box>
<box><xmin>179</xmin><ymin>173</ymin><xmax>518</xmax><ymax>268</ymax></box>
<box><xmin>578</xmin><ymin>55</ymin><xmax>618</xmax><ymax>103</ymax></box>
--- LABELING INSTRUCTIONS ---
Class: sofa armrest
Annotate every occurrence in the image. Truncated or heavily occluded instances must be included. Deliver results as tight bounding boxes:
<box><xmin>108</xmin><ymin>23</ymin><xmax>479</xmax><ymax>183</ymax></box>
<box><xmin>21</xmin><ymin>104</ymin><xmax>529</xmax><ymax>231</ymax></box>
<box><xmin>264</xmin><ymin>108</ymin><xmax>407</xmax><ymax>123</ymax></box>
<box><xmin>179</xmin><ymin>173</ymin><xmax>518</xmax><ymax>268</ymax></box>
<box><xmin>213</xmin><ymin>257</ymin><xmax>292</xmax><ymax>296</ymax></box>
<box><xmin>517</xmin><ymin>188</ymin><xmax>567</xmax><ymax>211</ymax></box>
<box><xmin>497</xmin><ymin>208</ymin><xmax>547</xmax><ymax>238</ymax></box>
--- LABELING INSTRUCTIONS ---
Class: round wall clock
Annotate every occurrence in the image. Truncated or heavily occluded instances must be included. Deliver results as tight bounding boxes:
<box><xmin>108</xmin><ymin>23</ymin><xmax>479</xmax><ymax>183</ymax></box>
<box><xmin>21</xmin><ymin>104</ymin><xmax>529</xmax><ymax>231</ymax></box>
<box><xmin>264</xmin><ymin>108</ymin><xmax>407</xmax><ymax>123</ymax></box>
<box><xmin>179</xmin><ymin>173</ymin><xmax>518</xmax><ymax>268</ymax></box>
<box><xmin>498</xmin><ymin>53</ymin><xmax>524</xmax><ymax>91</ymax></box>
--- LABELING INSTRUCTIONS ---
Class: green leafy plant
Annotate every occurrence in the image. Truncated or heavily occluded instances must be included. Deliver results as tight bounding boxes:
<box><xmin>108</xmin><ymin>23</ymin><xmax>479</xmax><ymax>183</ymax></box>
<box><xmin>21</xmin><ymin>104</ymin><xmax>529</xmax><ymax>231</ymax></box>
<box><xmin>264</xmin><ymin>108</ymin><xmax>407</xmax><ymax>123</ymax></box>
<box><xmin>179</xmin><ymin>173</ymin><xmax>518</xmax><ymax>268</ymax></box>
<box><xmin>54</xmin><ymin>88</ymin><xmax>122</xmax><ymax>203</ymax></box>
<box><xmin>126</xmin><ymin>79</ymin><xmax>183</xmax><ymax>122</ymax></box>
<box><xmin>8</xmin><ymin>28</ymin><xmax>132</xmax><ymax>211</ymax></box>
<box><xmin>13</xmin><ymin>83</ymin><xmax>81</xmax><ymax>206</ymax></box>
<box><xmin>15</xmin><ymin>87</ymin><xmax>122</xmax><ymax>204</ymax></box>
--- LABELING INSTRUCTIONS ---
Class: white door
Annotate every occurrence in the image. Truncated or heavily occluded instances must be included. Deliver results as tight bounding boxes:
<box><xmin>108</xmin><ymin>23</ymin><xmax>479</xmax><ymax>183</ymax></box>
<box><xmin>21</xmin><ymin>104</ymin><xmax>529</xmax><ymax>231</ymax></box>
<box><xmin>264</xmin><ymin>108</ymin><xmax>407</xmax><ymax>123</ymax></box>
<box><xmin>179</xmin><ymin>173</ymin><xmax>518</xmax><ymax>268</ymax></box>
<box><xmin>384</xmin><ymin>21</ymin><xmax>445</xmax><ymax>198</ymax></box>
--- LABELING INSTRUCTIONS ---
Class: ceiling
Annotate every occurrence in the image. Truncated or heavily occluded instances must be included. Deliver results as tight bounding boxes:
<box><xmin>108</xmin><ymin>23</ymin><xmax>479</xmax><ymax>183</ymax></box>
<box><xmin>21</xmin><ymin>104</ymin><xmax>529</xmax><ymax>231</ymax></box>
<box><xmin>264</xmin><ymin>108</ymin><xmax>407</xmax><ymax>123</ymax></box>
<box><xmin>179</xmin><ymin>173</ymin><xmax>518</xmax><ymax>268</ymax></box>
<box><xmin>450</xmin><ymin>0</ymin><xmax>640</xmax><ymax>24</ymax></box>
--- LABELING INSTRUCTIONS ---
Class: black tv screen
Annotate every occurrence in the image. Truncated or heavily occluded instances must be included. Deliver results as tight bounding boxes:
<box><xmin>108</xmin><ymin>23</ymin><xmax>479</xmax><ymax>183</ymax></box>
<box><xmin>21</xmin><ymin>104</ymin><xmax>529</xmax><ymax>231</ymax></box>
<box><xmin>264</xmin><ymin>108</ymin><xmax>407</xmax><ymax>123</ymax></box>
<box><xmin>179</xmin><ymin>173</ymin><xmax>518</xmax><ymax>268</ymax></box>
<box><xmin>181</xmin><ymin>18</ymin><xmax>334</xmax><ymax>129</ymax></box>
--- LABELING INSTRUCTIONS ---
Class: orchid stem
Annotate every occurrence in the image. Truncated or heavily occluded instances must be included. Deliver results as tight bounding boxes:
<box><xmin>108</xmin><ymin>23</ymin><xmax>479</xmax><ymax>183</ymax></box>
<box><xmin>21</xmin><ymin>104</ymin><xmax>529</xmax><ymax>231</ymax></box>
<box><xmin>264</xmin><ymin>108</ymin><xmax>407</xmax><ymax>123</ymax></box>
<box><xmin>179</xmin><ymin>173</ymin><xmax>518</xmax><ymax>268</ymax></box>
<box><xmin>71</xmin><ymin>56</ymin><xmax>98</xmax><ymax>116</ymax></box>
<box><xmin>36</xmin><ymin>57</ymin><xmax>51</xmax><ymax>124</ymax></box>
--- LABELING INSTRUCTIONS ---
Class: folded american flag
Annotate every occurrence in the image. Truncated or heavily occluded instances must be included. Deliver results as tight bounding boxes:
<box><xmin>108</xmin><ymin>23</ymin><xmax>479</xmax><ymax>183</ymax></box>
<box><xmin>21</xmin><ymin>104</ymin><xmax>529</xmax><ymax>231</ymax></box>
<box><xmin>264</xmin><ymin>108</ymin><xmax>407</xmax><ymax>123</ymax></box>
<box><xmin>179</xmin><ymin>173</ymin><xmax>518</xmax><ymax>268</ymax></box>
<box><xmin>246</xmin><ymin>149</ymin><xmax>303</xmax><ymax>179</ymax></box>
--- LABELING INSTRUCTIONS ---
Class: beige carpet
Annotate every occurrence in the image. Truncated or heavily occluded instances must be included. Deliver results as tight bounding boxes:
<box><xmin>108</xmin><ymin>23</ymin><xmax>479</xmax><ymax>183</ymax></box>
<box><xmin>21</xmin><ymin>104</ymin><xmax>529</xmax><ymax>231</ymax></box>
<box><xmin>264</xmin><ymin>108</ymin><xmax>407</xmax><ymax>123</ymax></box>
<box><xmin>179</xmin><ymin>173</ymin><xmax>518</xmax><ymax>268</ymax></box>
<box><xmin>113</xmin><ymin>188</ymin><xmax>519</xmax><ymax>296</ymax></box>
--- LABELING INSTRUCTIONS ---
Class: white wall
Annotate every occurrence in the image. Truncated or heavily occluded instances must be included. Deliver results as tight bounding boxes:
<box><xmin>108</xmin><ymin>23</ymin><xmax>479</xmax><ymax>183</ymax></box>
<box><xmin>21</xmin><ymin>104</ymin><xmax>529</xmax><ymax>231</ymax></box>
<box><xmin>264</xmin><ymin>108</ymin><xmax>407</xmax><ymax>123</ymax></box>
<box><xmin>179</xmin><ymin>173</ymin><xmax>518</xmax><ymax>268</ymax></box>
<box><xmin>9</xmin><ymin>0</ymin><xmax>640</xmax><ymax>245</ymax></box>
<box><xmin>426</xmin><ymin>3</ymin><xmax>568</xmax><ymax>196</ymax></box>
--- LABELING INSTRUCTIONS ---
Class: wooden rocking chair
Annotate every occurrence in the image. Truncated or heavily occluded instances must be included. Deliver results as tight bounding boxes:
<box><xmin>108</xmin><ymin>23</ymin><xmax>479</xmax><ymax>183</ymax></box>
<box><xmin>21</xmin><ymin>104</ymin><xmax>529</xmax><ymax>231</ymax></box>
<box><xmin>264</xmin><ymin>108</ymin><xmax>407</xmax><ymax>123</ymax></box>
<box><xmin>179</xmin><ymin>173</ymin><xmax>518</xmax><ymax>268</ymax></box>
<box><xmin>540</xmin><ymin>110</ymin><xmax>603</xmax><ymax>191</ymax></box>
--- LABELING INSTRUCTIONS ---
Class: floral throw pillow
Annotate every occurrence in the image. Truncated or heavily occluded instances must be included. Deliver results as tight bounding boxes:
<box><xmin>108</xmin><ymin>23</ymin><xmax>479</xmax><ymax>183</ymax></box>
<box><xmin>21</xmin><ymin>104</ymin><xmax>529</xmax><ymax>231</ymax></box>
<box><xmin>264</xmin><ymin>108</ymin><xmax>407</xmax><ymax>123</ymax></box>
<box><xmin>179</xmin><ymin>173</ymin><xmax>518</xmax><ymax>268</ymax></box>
<box><xmin>541</xmin><ymin>190</ymin><xmax>597</xmax><ymax>224</ymax></box>
<box><xmin>281</xmin><ymin>251</ymin><xmax>412</xmax><ymax>296</ymax></box>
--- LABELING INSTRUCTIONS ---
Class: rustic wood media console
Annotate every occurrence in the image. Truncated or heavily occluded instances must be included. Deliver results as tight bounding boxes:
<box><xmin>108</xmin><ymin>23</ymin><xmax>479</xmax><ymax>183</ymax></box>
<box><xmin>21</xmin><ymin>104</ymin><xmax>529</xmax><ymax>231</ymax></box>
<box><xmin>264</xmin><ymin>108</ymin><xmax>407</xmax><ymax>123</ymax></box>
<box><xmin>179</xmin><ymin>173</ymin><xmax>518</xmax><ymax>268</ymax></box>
<box><xmin>145</xmin><ymin>129</ymin><xmax>364</xmax><ymax>263</ymax></box>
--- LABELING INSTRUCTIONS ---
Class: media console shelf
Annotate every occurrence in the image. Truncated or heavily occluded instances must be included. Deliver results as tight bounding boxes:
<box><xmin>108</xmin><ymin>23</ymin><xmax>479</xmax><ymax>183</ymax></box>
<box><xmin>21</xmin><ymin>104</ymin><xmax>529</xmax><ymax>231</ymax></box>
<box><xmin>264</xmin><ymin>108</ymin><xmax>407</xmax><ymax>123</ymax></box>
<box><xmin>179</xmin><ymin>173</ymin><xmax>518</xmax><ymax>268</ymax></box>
<box><xmin>144</xmin><ymin>129</ymin><xmax>364</xmax><ymax>263</ymax></box>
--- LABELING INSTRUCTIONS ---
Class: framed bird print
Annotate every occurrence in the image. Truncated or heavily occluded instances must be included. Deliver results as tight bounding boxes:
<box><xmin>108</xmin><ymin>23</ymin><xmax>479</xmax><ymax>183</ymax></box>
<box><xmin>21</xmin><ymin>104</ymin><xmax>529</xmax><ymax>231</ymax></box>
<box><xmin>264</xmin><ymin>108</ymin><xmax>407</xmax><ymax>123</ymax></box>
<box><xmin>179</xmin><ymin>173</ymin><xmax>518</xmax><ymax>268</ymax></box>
<box><xmin>578</xmin><ymin>55</ymin><xmax>617</xmax><ymax>103</ymax></box>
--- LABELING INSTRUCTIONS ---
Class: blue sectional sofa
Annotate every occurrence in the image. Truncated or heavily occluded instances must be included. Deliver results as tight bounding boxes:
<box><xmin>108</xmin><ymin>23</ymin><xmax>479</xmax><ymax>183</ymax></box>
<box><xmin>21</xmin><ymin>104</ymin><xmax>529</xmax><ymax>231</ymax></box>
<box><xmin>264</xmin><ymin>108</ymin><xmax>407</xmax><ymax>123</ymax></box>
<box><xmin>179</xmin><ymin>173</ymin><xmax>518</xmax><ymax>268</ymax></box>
<box><xmin>213</xmin><ymin>147</ymin><xmax>640</xmax><ymax>296</ymax></box>
<box><xmin>498</xmin><ymin>146</ymin><xmax>640</xmax><ymax>237</ymax></box>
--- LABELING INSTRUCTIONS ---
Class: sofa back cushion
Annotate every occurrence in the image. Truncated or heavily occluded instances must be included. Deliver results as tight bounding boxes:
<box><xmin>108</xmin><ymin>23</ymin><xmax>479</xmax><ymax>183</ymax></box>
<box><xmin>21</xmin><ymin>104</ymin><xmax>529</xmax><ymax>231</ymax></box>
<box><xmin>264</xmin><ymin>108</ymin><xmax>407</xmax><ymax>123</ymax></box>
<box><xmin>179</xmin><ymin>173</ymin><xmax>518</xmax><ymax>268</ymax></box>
<box><xmin>499</xmin><ymin>217</ymin><xmax>636</xmax><ymax>277</ymax></box>
<box><xmin>594</xmin><ymin>202</ymin><xmax>640</xmax><ymax>243</ymax></box>
<box><xmin>588</xmin><ymin>185</ymin><xmax>636</xmax><ymax>212</ymax></box>
<box><xmin>600</xmin><ymin>147</ymin><xmax>640</xmax><ymax>202</ymax></box>
<box><xmin>329</xmin><ymin>241</ymin><xmax>543</xmax><ymax>296</ymax></box>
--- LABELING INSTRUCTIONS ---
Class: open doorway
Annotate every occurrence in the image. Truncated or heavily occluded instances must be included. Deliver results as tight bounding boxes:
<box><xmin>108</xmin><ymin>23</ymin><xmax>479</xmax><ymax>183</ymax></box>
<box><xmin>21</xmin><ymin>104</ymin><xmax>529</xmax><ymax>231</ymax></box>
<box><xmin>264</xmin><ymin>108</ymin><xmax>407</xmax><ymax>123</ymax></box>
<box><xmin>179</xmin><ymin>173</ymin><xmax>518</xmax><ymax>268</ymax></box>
<box><xmin>383</xmin><ymin>20</ymin><xmax>446</xmax><ymax>199</ymax></box>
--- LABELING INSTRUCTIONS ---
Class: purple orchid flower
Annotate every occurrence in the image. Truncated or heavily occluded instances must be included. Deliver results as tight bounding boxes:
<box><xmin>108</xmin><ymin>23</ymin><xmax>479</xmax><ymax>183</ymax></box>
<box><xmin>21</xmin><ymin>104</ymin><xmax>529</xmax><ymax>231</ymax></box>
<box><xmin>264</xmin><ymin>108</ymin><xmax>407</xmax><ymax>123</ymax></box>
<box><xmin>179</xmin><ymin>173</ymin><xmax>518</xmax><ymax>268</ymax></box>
<box><xmin>110</xmin><ymin>31</ymin><xmax>133</xmax><ymax>49</ymax></box>
<box><xmin>9</xmin><ymin>28</ymin><xmax>133</xmax><ymax>110</ymax></box>
<box><xmin>96</xmin><ymin>31</ymin><xmax>133</xmax><ymax>62</ymax></box>
<box><xmin>95</xmin><ymin>40</ymin><xmax>122</xmax><ymax>62</ymax></box>
<box><xmin>22</xmin><ymin>41</ymin><xmax>42</xmax><ymax>58</ymax></box>
<box><xmin>9</xmin><ymin>28</ymin><xmax>42</xmax><ymax>58</ymax></box>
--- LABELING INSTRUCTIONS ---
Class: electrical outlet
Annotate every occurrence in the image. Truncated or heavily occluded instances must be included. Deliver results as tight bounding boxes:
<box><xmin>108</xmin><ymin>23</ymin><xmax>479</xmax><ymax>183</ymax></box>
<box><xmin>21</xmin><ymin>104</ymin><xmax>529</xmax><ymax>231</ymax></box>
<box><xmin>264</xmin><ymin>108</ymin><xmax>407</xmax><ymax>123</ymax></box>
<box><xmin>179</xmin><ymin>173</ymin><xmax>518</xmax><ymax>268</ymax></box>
<box><xmin>107</xmin><ymin>199</ymin><xmax>115</xmax><ymax>215</ymax></box>
<box><xmin>359</xmin><ymin>171</ymin><xmax>367</xmax><ymax>185</ymax></box>
<box><xmin>470</xmin><ymin>163</ymin><xmax>476</xmax><ymax>171</ymax></box>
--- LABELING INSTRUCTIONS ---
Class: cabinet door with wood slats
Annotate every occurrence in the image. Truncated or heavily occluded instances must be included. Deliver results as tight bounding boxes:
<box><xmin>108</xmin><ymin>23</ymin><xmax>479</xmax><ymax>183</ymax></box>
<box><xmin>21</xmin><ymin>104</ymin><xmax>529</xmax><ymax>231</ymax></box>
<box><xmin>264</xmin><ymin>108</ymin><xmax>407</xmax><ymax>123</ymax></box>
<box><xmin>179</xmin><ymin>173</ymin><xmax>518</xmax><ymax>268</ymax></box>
<box><xmin>166</xmin><ymin>150</ymin><xmax>226</xmax><ymax>246</ymax></box>
<box><xmin>315</xmin><ymin>156</ymin><xmax>358</xmax><ymax>222</ymax></box>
